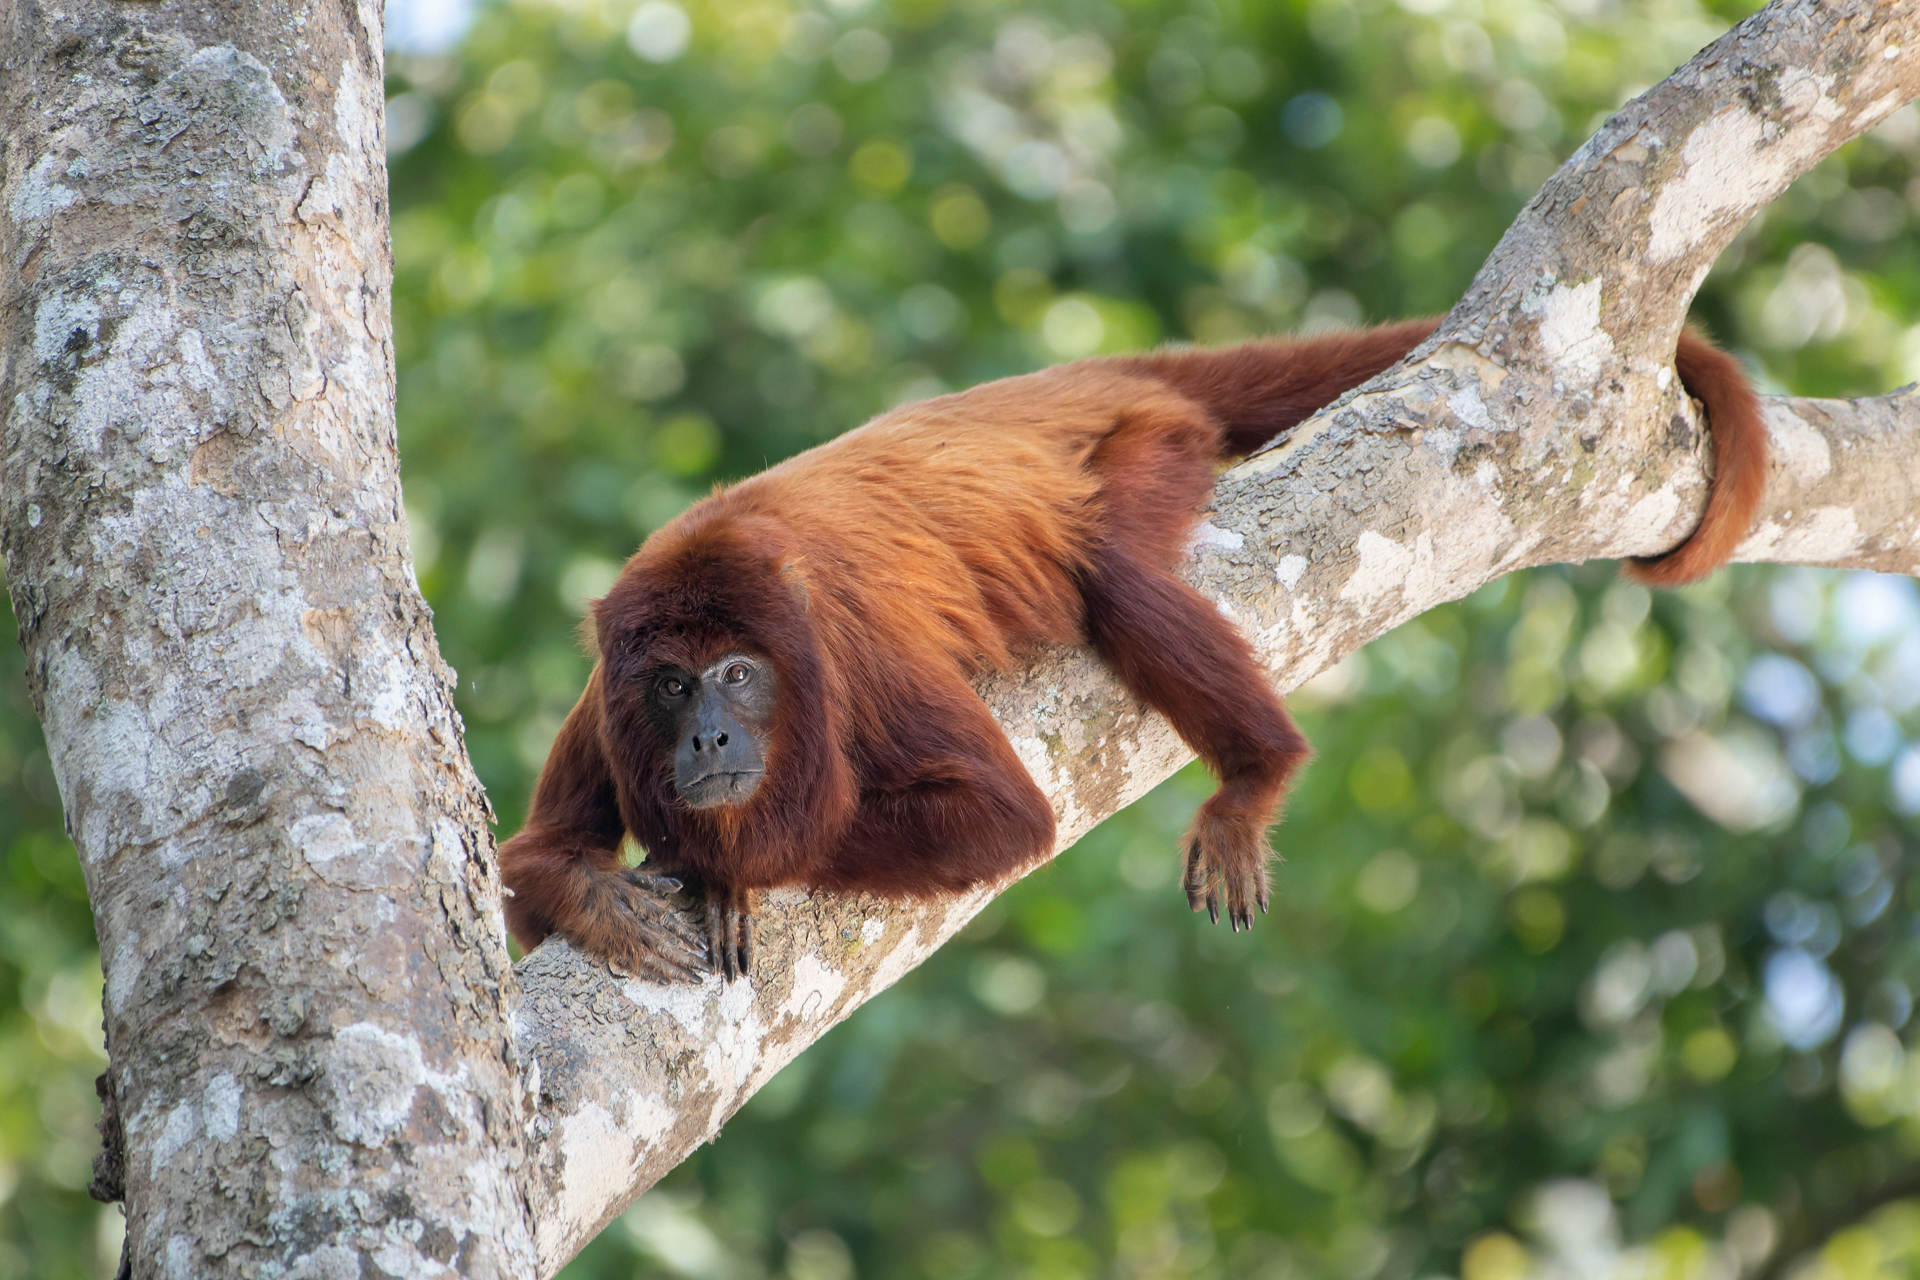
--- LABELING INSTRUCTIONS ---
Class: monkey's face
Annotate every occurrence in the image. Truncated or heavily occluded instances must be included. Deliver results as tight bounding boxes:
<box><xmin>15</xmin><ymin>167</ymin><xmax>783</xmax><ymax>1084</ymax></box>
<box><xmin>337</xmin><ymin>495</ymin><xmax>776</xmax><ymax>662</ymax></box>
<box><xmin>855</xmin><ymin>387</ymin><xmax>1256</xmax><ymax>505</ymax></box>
<box><xmin>645</xmin><ymin>652</ymin><xmax>776</xmax><ymax>809</ymax></box>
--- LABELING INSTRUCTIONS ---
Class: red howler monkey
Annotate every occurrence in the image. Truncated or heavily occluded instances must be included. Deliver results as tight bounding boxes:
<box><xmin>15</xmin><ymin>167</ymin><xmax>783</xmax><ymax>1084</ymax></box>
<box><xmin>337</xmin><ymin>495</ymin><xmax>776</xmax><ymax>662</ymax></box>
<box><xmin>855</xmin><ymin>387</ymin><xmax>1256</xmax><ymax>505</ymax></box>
<box><xmin>498</xmin><ymin>319</ymin><xmax>1765</xmax><ymax>982</ymax></box>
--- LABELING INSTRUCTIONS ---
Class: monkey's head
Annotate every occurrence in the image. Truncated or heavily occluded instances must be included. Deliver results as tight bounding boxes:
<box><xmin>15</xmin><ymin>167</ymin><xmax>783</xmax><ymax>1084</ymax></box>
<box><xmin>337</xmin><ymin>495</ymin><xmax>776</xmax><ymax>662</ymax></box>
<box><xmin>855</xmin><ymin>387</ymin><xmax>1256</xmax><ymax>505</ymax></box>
<box><xmin>591</xmin><ymin>512</ymin><xmax>854</xmax><ymax>857</ymax></box>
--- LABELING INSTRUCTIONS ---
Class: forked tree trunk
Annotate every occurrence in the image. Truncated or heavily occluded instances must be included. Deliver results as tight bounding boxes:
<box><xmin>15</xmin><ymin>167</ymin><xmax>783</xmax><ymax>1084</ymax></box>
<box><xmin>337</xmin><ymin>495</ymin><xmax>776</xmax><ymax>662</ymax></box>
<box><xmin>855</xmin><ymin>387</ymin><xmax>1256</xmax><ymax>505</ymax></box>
<box><xmin>0</xmin><ymin>3</ymin><xmax>536</xmax><ymax>1274</ymax></box>
<box><xmin>2</xmin><ymin>0</ymin><xmax>1918</xmax><ymax>1275</ymax></box>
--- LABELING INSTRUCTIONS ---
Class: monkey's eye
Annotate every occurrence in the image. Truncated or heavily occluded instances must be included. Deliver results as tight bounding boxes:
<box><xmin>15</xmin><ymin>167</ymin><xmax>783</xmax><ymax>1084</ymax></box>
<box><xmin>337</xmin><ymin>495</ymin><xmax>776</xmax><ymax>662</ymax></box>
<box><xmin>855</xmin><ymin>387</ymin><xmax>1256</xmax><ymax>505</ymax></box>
<box><xmin>724</xmin><ymin>663</ymin><xmax>750</xmax><ymax>685</ymax></box>
<box><xmin>659</xmin><ymin>677</ymin><xmax>687</xmax><ymax>698</ymax></box>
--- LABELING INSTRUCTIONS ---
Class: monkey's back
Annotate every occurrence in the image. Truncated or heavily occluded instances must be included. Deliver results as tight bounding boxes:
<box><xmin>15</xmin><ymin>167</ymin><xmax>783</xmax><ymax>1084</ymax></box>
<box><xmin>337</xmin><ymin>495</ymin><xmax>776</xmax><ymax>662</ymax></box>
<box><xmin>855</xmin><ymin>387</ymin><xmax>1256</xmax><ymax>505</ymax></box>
<box><xmin>707</xmin><ymin>363</ymin><xmax>1204</xmax><ymax>682</ymax></box>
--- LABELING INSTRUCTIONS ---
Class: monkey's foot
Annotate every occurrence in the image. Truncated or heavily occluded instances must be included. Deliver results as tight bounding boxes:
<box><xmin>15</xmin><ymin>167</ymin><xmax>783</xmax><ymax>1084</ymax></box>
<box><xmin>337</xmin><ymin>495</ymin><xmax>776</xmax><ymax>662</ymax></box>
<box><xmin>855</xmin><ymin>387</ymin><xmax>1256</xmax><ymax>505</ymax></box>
<box><xmin>1182</xmin><ymin>808</ymin><xmax>1271</xmax><ymax>933</ymax></box>
<box><xmin>573</xmin><ymin>869</ymin><xmax>709</xmax><ymax>984</ymax></box>
<box><xmin>705</xmin><ymin>886</ymin><xmax>757</xmax><ymax>982</ymax></box>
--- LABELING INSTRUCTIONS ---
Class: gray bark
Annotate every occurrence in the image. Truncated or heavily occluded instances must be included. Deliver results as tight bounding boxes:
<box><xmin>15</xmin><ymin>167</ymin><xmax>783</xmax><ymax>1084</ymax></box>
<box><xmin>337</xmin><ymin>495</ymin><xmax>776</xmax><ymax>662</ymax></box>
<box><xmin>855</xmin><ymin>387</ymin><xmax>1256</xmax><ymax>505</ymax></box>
<box><xmin>0</xmin><ymin>3</ymin><xmax>537</xmax><ymax>1277</ymax></box>
<box><xmin>0</xmin><ymin>0</ymin><xmax>1914</xmax><ymax>1275</ymax></box>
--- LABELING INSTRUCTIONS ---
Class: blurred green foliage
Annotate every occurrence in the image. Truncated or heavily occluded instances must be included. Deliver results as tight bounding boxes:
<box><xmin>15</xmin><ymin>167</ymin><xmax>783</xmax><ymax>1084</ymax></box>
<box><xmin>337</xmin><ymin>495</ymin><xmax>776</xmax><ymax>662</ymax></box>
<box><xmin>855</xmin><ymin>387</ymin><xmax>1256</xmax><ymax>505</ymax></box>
<box><xmin>8</xmin><ymin>0</ymin><xmax>1920</xmax><ymax>1275</ymax></box>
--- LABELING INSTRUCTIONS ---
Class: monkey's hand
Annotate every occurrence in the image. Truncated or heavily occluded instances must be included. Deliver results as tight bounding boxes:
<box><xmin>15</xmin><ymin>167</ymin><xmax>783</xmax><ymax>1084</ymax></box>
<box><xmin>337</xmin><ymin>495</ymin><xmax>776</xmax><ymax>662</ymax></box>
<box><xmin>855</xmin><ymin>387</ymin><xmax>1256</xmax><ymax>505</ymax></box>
<box><xmin>1182</xmin><ymin>802</ymin><xmax>1272</xmax><ymax>933</ymax></box>
<box><xmin>571</xmin><ymin>868</ymin><xmax>711</xmax><ymax>984</ymax></box>
<box><xmin>704</xmin><ymin>884</ymin><xmax>758</xmax><ymax>982</ymax></box>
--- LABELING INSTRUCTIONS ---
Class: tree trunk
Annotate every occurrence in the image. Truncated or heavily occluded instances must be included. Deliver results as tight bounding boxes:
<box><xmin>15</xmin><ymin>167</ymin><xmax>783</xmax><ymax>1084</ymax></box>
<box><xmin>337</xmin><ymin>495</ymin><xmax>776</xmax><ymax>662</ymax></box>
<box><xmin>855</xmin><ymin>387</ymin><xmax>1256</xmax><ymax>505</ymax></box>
<box><xmin>1</xmin><ymin>0</ymin><xmax>1916</xmax><ymax>1275</ymax></box>
<box><xmin>0</xmin><ymin>3</ymin><xmax>537</xmax><ymax>1274</ymax></box>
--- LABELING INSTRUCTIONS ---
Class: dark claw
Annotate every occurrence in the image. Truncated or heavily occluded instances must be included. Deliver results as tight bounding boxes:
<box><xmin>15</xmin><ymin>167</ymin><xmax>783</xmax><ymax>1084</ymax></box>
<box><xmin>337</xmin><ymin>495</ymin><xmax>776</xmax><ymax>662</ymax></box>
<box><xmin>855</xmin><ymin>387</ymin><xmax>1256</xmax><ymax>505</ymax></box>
<box><xmin>1207</xmin><ymin>897</ymin><xmax>1220</xmax><ymax>926</ymax></box>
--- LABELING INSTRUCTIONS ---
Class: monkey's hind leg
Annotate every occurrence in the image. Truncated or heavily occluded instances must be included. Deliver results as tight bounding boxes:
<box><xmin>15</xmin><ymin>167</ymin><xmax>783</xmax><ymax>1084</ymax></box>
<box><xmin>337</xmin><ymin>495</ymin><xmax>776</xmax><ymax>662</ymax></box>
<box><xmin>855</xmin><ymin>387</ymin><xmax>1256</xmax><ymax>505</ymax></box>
<box><xmin>704</xmin><ymin>884</ymin><xmax>758</xmax><ymax>982</ymax></box>
<box><xmin>1078</xmin><ymin>544</ymin><xmax>1310</xmax><ymax>931</ymax></box>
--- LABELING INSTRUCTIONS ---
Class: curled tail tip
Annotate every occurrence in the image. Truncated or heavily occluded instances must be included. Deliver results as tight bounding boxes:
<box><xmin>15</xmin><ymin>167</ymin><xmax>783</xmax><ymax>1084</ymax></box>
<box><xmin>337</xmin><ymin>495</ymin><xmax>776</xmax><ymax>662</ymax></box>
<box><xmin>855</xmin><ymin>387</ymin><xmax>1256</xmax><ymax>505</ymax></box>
<box><xmin>1625</xmin><ymin>331</ymin><xmax>1769</xmax><ymax>587</ymax></box>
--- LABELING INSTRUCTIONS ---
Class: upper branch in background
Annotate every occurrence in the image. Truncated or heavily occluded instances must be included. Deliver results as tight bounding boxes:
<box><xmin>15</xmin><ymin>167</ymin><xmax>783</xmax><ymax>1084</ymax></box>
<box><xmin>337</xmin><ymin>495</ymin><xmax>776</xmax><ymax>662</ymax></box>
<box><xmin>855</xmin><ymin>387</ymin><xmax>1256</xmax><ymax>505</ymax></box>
<box><xmin>1452</xmin><ymin>0</ymin><xmax>1920</xmax><ymax>363</ymax></box>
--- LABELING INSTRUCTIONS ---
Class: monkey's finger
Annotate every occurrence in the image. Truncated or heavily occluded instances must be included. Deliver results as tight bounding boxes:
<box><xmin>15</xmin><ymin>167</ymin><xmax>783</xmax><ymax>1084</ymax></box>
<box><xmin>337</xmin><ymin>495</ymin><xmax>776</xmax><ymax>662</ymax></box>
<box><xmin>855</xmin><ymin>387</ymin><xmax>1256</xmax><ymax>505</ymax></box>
<box><xmin>613</xmin><ymin>877</ymin><xmax>707</xmax><ymax>956</ymax></box>
<box><xmin>737</xmin><ymin>912</ymin><xmax>755</xmax><ymax>979</ymax></box>
<box><xmin>637</xmin><ymin>926</ymin><xmax>708</xmax><ymax>979</ymax></box>
<box><xmin>640</xmin><ymin>924</ymin><xmax>708</xmax><ymax>973</ymax></box>
<box><xmin>718</xmin><ymin>906</ymin><xmax>745</xmax><ymax>982</ymax></box>
<box><xmin>642</xmin><ymin>904</ymin><xmax>707</xmax><ymax>951</ymax></box>
<box><xmin>615</xmin><ymin>872</ymin><xmax>696</xmax><ymax>921</ymax></box>
<box><xmin>704</xmin><ymin>910</ymin><xmax>727</xmax><ymax>979</ymax></box>
<box><xmin>619</xmin><ymin>893</ymin><xmax>706</xmax><ymax>960</ymax></box>
<box><xmin>1228</xmin><ymin>876</ymin><xmax>1255</xmax><ymax>932</ymax></box>
<box><xmin>1183</xmin><ymin>836</ymin><xmax>1235</xmax><ymax>927</ymax></box>
<box><xmin>616</xmin><ymin>941</ymin><xmax>704</xmax><ymax>985</ymax></box>
<box><xmin>1183</xmin><ymin>841</ymin><xmax>1210</xmax><ymax>913</ymax></box>
<box><xmin>636</xmin><ymin>950</ymin><xmax>704</xmax><ymax>986</ymax></box>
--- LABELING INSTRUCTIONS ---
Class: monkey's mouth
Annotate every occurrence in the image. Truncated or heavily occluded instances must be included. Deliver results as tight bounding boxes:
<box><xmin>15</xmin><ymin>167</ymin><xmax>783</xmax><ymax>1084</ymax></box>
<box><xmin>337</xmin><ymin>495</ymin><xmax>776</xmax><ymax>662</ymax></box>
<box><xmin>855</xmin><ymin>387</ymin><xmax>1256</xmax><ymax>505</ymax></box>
<box><xmin>678</xmin><ymin>769</ymin><xmax>766</xmax><ymax>809</ymax></box>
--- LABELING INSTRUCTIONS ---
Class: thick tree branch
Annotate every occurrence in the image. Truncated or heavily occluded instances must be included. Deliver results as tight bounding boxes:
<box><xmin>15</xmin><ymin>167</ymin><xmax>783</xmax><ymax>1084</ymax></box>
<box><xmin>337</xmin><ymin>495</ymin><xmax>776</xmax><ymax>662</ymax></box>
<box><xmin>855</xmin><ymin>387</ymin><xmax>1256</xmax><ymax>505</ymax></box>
<box><xmin>2</xmin><ymin>0</ymin><xmax>1916</xmax><ymax>1274</ymax></box>
<box><xmin>512</xmin><ymin>0</ymin><xmax>1920</xmax><ymax>1260</ymax></box>
<box><xmin>1734</xmin><ymin>394</ymin><xmax>1920</xmax><ymax>574</ymax></box>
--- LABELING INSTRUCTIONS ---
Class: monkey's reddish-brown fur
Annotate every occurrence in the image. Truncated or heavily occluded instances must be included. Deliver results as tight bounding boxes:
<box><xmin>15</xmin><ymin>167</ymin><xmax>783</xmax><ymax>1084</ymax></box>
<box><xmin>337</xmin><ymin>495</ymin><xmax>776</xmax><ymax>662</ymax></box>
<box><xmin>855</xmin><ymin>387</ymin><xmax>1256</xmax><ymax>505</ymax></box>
<box><xmin>499</xmin><ymin>319</ymin><xmax>1767</xmax><ymax>973</ymax></box>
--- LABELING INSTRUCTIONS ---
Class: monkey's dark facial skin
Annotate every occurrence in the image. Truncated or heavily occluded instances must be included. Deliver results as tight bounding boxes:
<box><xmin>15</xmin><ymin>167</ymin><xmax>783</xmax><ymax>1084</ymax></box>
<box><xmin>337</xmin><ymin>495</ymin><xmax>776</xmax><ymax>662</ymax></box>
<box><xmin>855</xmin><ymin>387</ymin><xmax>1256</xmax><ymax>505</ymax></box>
<box><xmin>649</xmin><ymin>653</ymin><xmax>775</xmax><ymax>808</ymax></box>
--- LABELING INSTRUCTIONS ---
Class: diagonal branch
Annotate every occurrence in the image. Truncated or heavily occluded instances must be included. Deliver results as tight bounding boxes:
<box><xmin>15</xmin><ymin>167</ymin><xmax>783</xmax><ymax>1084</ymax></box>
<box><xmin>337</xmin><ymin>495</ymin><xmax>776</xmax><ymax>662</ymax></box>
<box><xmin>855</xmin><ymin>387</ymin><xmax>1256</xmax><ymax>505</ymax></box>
<box><xmin>512</xmin><ymin>0</ymin><xmax>1920</xmax><ymax>1262</ymax></box>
